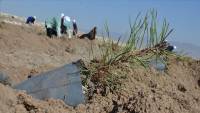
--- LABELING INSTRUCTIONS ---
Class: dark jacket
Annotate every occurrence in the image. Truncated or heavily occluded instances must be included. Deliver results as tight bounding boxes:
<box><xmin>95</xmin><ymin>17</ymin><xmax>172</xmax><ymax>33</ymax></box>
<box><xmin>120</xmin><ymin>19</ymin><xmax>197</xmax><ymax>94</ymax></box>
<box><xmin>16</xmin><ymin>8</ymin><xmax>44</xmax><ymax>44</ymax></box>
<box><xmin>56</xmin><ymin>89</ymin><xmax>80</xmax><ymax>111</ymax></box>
<box><xmin>26</xmin><ymin>16</ymin><xmax>35</xmax><ymax>24</ymax></box>
<box><xmin>73</xmin><ymin>22</ymin><xmax>78</xmax><ymax>35</ymax></box>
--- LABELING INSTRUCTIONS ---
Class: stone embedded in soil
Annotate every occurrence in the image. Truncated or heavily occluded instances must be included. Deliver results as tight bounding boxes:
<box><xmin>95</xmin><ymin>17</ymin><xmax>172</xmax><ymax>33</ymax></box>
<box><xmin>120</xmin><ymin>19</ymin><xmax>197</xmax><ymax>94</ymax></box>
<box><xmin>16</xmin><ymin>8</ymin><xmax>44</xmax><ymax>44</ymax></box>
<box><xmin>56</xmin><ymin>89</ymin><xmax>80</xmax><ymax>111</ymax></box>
<box><xmin>0</xmin><ymin>71</ymin><xmax>12</xmax><ymax>86</ymax></box>
<box><xmin>177</xmin><ymin>84</ymin><xmax>187</xmax><ymax>92</ymax></box>
<box><xmin>198</xmin><ymin>79</ymin><xmax>200</xmax><ymax>87</ymax></box>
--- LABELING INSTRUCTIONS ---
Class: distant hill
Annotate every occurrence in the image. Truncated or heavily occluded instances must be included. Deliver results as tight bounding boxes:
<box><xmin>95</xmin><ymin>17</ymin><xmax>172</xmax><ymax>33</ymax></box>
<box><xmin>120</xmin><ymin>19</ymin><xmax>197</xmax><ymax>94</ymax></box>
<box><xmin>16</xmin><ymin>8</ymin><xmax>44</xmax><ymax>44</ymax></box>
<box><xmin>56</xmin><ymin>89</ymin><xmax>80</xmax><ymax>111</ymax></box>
<box><xmin>171</xmin><ymin>41</ymin><xmax>200</xmax><ymax>59</ymax></box>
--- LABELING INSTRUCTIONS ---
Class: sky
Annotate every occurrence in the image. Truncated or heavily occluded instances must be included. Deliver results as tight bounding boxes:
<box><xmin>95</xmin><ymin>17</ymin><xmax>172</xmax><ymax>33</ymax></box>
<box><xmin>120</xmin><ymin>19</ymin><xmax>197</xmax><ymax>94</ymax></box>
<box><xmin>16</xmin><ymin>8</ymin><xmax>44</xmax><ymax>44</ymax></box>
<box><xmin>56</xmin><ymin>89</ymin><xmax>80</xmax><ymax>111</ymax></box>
<box><xmin>0</xmin><ymin>0</ymin><xmax>200</xmax><ymax>47</ymax></box>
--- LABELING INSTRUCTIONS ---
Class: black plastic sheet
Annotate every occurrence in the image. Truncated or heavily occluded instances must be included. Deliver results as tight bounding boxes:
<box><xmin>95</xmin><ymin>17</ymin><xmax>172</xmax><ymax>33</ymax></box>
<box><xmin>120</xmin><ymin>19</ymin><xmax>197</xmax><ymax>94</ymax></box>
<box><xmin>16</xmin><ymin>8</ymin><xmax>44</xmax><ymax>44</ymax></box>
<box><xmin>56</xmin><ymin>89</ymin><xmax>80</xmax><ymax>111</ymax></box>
<box><xmin>15</xmin><ymin>61</ymin><xmax>85</xmax><ymax>106</ymax></box>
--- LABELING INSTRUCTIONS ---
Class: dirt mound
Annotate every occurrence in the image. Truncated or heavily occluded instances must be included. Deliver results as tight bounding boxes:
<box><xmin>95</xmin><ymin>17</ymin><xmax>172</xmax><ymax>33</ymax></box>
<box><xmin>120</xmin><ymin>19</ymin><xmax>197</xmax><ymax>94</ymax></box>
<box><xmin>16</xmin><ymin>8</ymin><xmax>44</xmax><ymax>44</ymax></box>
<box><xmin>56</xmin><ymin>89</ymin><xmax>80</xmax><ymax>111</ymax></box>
<box><xmin>0</xmin><ymin>83</ymin><xmax>76</xmax><ymax>113</ymax></box>
<box><xmin>0</xmin><ymin>20</ymin><xmax>100</xmax><ymax>84</ymax></box>
<box><xmin>0</xmin><ymin>58</ymin><xmax>199</xmax><ymax>113</ymax></box>
<box><xmin>0</xmin><ymin>14</ymin><xmax>200</xmax><ymax>113</ymax></box>
<box><xmin>73</xmin><ymin>58</ymin><xmax>200</xmax><ymax>113</ymax></box>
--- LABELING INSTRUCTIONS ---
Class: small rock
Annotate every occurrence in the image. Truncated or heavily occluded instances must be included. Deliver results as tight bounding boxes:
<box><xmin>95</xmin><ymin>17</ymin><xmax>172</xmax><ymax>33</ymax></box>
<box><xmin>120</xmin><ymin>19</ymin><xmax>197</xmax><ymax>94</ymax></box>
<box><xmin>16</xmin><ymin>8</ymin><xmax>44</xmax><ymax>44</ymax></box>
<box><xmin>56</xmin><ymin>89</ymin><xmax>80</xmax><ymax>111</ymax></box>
<box><xmin>0</xmin><ymin>71</ymin><xmax>12</xmax><ymax>86</ymax></box>
<box><xmin>198</xmin><ymin>79</ymin><xmax>200</xmax><ymax>88</ymax></box>
<box><xmin>65</xmin><ymin>47</ymin><xmax>74</xmax><ymax>53</ymax></box>
<box><xmin>151</xmin><ymin>89</ymin><xmax>156</xmax><ymax>93</ymax></box>
<box><xmin>28</xmin><ymin>75</ymin><xmax>32</xmax><ymax>78</ymax></box>
<box><xmin>177</xmin><ymin>84</ymin><xmax>187</xmax><ymax>92</ymax></box>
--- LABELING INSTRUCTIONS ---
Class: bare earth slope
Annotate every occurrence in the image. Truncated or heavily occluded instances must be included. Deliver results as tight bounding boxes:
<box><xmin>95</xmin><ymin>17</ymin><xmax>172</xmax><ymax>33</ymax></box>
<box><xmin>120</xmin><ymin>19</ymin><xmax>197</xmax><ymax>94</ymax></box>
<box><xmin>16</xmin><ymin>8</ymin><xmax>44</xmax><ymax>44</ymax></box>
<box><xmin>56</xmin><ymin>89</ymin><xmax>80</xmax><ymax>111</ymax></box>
<box><xmin>0</xmin><ymin>14</ymin><xmax>200</xmax><ymax>113</ymax></box>
<box><xmin>0</xmin><ymin>18</ymin><xmax>100</xmax><ymax>84</ymax></box>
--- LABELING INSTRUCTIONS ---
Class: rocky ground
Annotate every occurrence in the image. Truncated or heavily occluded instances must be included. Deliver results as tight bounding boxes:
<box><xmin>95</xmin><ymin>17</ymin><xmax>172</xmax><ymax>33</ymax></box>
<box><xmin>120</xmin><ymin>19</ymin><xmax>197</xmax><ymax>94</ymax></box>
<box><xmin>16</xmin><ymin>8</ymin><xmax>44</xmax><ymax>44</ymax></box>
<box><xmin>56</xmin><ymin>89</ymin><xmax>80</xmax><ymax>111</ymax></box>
<box><xmin>0</xmin><ymin>13</ymin><xmax>200</xmax><ymax>113</ymax></box>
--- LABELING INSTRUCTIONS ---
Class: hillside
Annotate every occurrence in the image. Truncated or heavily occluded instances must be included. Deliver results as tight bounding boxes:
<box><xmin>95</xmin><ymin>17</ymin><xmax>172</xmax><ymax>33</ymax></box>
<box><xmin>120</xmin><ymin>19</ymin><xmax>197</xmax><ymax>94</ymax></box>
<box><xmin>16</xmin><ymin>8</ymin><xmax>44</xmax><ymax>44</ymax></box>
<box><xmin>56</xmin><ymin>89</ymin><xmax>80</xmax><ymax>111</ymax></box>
<box><xmin>171</xmin><ymin>41</ymin><xmax>200</xmax><ymax>59</ymax></box>
<box><xmin>0</xmin><ymin>14</ymin><xmax>102</xmax><ymax>85</ymax></box>
<box><xmin>0</xmin><ymin>14</ymin><xmax>200</xmax><ymax>113</ymax></box>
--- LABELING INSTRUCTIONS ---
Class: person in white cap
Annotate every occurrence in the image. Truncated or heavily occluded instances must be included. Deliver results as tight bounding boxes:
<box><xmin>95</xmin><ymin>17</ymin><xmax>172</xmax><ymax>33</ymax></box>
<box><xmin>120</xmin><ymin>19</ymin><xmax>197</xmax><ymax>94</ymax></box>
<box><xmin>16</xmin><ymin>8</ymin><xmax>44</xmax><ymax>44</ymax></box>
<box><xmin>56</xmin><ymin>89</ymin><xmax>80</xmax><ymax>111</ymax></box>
<box><xmin>63</xmin><ymin>16</ymin><xmax>72</xmax><ymax>38</ymax></box>
<box><xmin>72</xmin><ymin>19</ymin><xmax>78</xmax><ymax>37</ymax></box>
<box><xmin>61</xmin><ymin>13</ymin><xmax>64</xmax><ymax>18</ymax></box>
<box><xmin>26</xmin><ymin>16</ymin><xmax>36</xmax><ymax>24</ymax></box>
<box><xmin>60</xmin><ymin>13</ymin><xmax>73</xmax><ymax>38</ymax></box>
<box><xmin>166</xmin><ymin>45</ymin><xmax>176</xmax><ymax>51</ymax></box>
<box><xmin>164</xmin><ymin>40</ymin><xmax>177</xmax><ymax>52</ymax></box>
<box><xmin>60</xmin><ymin>13</ymin><xmax>67</xmax><ymax>34</ymax></box>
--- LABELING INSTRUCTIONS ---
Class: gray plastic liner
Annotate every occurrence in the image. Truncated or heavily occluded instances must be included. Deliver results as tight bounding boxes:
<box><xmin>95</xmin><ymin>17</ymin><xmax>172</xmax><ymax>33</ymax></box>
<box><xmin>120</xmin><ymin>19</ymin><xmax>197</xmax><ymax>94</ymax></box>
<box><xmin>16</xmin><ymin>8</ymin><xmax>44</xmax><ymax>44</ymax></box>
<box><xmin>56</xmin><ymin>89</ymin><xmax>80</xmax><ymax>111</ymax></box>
<box><xmin>14</xmin><ymin>61</ymin><xmax>85</xmax><ymax>106</ymax></box>
<box><xmin>149</xmin><ymin>57</ymin><xmax>166</xmax><ymax>71</ymax></box>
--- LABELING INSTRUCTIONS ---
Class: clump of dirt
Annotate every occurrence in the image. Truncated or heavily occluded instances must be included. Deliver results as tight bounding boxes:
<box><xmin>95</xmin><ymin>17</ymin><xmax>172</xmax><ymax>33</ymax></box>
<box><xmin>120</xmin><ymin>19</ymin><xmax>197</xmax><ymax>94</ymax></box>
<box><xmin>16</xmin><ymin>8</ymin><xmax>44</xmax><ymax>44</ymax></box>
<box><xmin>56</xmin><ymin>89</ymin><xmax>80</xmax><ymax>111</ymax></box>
<box><xmin>0</xmin><ymin>83</ymin><xmax>77</xmax><ymax>113</ymax></box>
<box><xmin>81</xmin><ymin>57</ymin><xmax>200</xmax><ymax>113</ymax></box>
<box><xmin>0</xmin><ymin>14</ymin><xmax>200</xmax><ymax>113</ymax></box>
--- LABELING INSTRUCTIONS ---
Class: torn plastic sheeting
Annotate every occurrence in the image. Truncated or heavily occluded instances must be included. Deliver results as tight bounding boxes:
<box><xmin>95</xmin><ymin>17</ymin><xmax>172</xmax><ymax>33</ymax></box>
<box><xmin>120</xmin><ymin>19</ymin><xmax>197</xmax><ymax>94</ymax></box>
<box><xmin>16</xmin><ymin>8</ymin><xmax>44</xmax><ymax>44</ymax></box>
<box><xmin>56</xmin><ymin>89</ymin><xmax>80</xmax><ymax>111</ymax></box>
<box><xmin>14</xmin><ymin>61</ymin><xmax>85</xmax><ymax>107</ymax></box>
<box><xmin>149</xmin><ymin>57</ymin><xmax>166</xmax><ymax>71</ymax></box>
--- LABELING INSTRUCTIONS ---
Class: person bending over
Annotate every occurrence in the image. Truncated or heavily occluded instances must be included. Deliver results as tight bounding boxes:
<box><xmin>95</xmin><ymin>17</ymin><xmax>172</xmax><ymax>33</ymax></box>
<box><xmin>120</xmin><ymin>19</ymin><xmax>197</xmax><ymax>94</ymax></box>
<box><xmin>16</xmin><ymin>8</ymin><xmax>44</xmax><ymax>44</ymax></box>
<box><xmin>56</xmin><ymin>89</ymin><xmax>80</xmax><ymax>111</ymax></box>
<box><xmin>45</xmin><ymin>17</ymin><xmax>61</xmax><ymax>38</ymax></box>
<box><xmin>79</xmin><ymin>27</ymin><xmax>97</xmax><ymax>40</ymax></box>
<box><xmin>26</xmin><ymin>16</ymin><xmax>36</xmax><ymax>24</ymax></box>
<box><xmin>73</xmin><ymin>19</ymin><xmax>78</xmax><ymax>36</ymax></box>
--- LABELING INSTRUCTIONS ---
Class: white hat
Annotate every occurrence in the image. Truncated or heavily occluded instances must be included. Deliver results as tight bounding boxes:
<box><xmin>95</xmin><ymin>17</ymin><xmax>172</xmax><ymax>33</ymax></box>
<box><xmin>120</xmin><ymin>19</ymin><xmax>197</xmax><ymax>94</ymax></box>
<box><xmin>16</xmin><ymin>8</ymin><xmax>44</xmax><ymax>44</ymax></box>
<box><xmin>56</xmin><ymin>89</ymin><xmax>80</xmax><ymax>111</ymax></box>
<box><xmin>173</xmin><ymin>45</ymin><xmax>177</xmax><ymax>49</ymax></box>
<box><xmin>61</xmin><ymin>13</ymin><xmax>64</xmax><ymax>17</ymax></box>
<box><xmin>64</xmin><ymin>16</ymin><xmax>71</xmax><ymax>22</ymax></box>
<box><xmin>33</xmin><ymin>16</ymin><xmax>36</xmax><ymax>19</ymax></box>
<box><xmin>73</xmin><ymin>19</ymin><xmax>76</xmax><ymax>23</ymax></box>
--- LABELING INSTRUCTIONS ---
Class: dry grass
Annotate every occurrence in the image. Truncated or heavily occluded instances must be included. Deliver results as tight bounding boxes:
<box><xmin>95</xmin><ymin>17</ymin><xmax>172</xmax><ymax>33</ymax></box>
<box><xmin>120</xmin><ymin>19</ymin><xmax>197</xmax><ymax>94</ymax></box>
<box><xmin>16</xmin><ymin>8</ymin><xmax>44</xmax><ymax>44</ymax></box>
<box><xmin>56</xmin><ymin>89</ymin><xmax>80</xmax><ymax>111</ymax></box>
<box><xmin>81</xmin><ymin>10</ymin><xmax>175</xmax><ymax>97</ymax></box>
